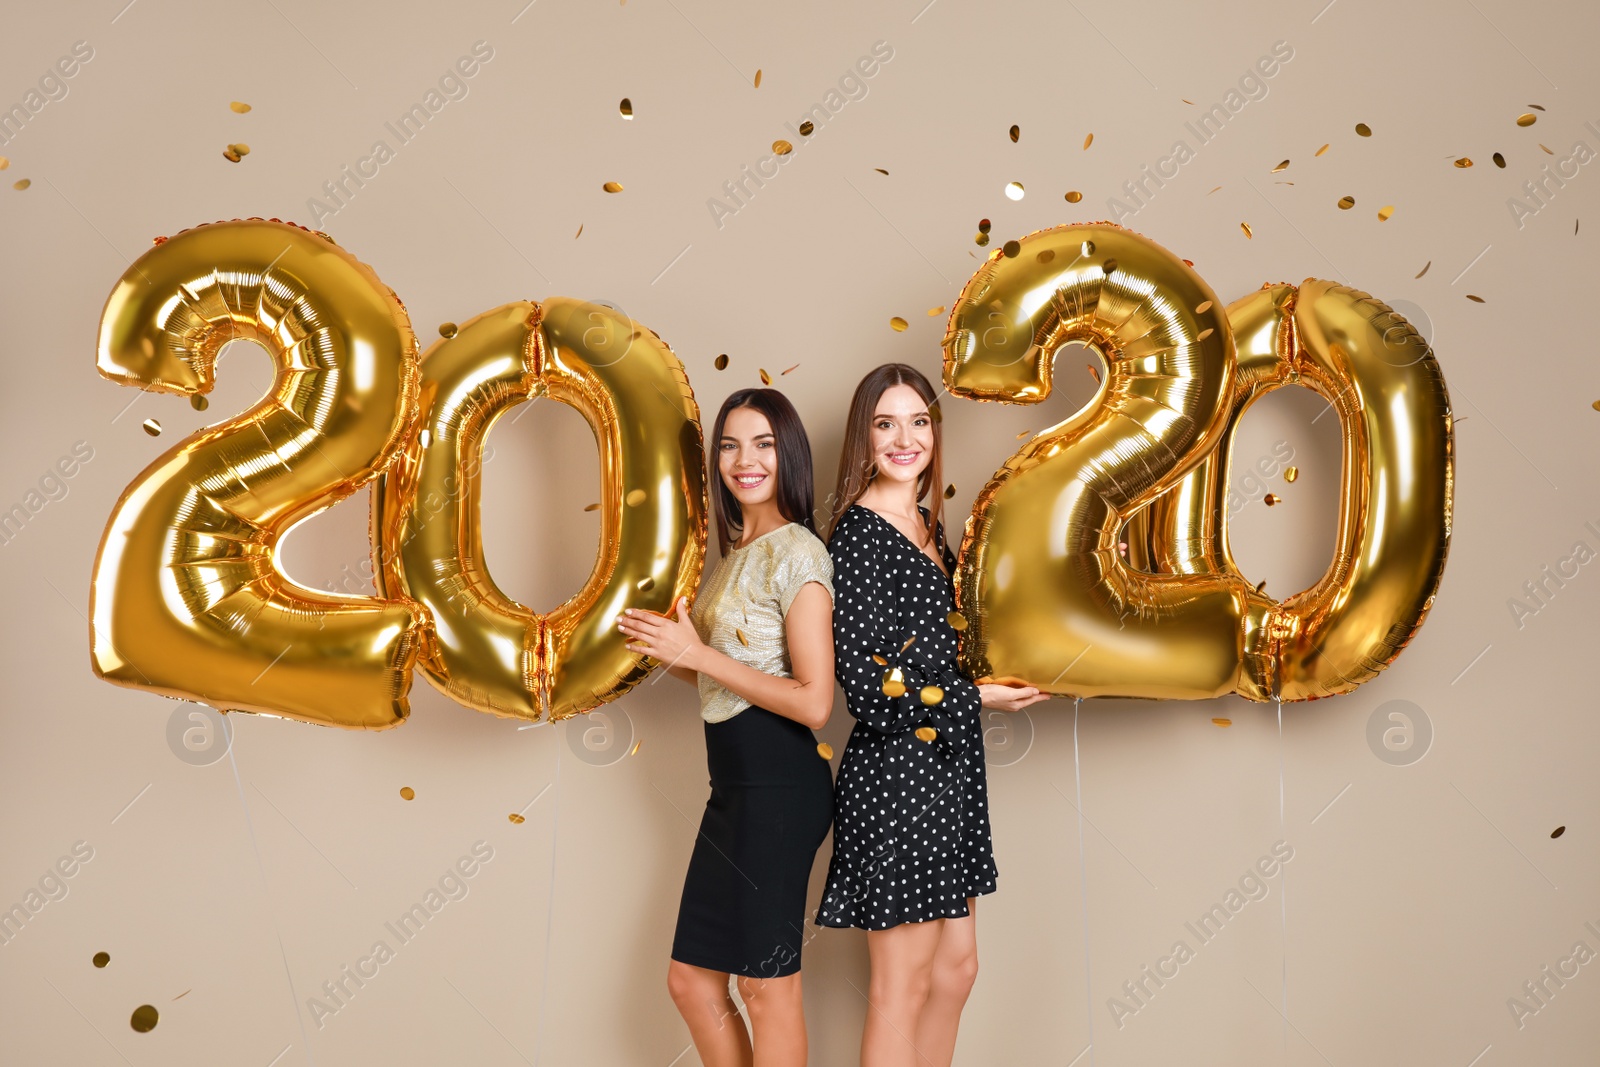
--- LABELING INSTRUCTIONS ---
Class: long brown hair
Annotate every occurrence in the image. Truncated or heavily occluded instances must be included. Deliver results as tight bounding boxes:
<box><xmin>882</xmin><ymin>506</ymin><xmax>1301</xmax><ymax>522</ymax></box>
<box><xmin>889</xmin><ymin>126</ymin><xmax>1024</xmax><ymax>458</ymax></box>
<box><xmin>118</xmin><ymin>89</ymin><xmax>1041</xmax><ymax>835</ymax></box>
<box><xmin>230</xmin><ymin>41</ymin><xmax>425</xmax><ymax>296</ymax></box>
<box><xmin>709</xmin><ymin>388</ymin><xmax>819</xmax><ymax>555</ymax></box>
<box><xmin>827</xmin><ymin>363</ymin><xmax>945</xmax><ymax>551</ymax></box>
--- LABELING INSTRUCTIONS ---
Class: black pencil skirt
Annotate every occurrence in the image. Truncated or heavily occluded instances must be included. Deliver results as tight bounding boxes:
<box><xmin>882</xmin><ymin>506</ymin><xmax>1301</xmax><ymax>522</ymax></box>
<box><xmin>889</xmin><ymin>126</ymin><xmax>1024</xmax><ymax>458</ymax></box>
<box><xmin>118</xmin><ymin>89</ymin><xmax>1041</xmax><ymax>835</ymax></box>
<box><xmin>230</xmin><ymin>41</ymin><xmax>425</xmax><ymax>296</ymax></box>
<box><xmin>670</xmin><ymin>704</ymin><xmax>834</xmax><ymax>979</ymax></box>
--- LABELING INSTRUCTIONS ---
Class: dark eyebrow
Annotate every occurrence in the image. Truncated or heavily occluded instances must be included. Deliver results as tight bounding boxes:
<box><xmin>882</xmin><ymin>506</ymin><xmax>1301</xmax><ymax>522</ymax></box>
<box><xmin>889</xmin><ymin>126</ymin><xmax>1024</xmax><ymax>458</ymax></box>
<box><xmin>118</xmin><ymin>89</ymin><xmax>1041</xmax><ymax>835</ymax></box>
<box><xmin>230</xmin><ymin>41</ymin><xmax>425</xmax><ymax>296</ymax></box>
<box><xmin>719</xmin><ymin>432</ymin><xmax>776</xmax><ymax>443</ymax></box>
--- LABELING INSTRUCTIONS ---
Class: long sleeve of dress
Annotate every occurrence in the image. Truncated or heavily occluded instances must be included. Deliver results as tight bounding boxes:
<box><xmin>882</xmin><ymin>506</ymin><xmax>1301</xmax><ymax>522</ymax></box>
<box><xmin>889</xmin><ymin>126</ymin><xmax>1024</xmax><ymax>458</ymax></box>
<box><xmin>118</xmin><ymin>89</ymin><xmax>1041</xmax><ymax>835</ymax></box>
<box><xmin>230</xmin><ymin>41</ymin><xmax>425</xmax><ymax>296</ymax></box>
<box><xmin>828</xmin><ymin>510</ymin><xmax>979</xmax><ymax>738</ymax></box>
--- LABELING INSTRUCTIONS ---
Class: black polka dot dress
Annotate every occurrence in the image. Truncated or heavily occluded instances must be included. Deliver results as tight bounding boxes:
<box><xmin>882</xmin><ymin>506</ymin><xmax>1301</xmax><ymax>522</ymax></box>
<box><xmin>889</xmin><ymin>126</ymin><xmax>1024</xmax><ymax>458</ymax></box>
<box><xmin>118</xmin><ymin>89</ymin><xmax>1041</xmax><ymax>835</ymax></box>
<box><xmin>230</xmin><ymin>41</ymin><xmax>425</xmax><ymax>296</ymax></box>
<box><xmin>815</xmin><ymin>503</ymin><xmax>997</xmax><ymax>930</ymax></box>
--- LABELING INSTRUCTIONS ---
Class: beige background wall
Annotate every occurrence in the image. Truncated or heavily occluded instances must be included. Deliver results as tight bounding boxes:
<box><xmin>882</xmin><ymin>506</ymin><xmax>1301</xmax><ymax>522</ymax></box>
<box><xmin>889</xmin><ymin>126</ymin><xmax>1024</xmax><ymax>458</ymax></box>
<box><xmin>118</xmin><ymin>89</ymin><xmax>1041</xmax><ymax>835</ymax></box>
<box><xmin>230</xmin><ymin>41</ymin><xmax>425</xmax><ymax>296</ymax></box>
<box><xmin>3</xmin><ymin>0</ymin><xmax>1597</xmax><ymax>1063</ymax></box>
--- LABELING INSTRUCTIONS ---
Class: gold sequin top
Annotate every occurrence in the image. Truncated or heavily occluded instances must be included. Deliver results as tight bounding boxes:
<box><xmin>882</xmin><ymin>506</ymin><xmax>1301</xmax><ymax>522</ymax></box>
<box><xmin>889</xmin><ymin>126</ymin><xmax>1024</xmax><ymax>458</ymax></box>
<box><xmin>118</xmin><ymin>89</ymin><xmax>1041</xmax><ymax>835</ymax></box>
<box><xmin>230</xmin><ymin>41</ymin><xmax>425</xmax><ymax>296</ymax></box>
<box><xmin>690</xmin><ymin>522</ymin><xmax>834</xmax><ymax>723</ymax></box>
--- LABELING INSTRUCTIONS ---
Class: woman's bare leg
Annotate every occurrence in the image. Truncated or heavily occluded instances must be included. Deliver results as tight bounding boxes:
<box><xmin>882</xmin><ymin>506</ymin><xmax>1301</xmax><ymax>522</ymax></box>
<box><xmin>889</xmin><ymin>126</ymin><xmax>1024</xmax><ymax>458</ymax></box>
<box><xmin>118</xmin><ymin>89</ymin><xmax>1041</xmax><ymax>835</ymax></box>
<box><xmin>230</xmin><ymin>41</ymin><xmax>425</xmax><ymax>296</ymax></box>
<box><xmin>668</xmin><ymin>960</ymin><xmax>753</xmax><ymax>1067</ymax></box>
<box><xmin>861</xmin><ymin>919</ymin><xmax>944</xmax><ymax>1066</ymax></box>
<box><xmin>911</xmin><ymin>898</ymin><xmax>979</xmax><ymax>1066</ymax></box>
<box><xmin>736</xmin><ymin>971</ymin><xmax>808</xmax><ymax>1067</ymax></box>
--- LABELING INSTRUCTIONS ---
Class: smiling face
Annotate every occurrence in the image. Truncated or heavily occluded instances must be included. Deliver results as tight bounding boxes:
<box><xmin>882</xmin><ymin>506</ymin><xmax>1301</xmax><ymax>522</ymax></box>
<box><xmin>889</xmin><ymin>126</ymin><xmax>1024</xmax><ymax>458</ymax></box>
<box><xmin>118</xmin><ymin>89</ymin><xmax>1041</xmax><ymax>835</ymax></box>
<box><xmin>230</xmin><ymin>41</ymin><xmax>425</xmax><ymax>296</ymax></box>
<box><xmin>869</xmin><ymin>383</ymin><xmax>935</xmax><ymax>486</ymax></box>
<box><xmin>718</xmin><ymin>405</ymin><xmax>779</xmax><ymax>508</ymax></box>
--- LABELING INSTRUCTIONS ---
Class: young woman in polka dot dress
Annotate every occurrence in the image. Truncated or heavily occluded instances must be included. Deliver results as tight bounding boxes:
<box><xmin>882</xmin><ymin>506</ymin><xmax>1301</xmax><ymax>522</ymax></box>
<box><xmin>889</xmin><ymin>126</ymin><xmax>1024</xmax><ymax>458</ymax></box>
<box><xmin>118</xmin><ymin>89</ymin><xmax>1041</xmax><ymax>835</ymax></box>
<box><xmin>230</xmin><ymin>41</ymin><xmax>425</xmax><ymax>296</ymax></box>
<box><xmin>817</xmin><ymin>364</ymin><xmax>1048</xmax><ymax>1066</ymax></box>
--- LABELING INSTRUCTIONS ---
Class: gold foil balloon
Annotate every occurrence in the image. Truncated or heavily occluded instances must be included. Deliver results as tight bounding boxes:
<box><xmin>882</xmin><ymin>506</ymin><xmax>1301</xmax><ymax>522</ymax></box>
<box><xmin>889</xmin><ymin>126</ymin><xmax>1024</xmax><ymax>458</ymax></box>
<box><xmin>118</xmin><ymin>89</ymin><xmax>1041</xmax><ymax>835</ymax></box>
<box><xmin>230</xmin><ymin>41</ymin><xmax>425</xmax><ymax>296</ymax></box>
<box><xmin>90</xmin><ymin>218</ymin><xmax>433</xmax><ymax>728</ymax></box>
<box><xmin>372</xmin><ymin>298</ymin><xmax>707</xmax><ymax>722</ymax></box>
<box><xmin>943</xmin><ymin>221</ymin><xmax>1452</xmax><ymax>702</ymax></box>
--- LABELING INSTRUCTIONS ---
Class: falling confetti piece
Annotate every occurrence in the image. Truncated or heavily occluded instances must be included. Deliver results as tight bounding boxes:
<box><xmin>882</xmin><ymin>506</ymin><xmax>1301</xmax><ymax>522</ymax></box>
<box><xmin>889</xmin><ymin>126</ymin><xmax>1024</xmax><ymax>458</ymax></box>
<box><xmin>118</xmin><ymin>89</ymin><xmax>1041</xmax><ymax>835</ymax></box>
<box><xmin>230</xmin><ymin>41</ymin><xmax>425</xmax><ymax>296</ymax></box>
<box><xmin>1314</xmin><ymin>143</ymin><xmax>1330</xmax><ymax>157</ymax></box>
<box><xmin>1272</xmin><ymin>159</ymin><xmax>1290</xmax><ymax>172</ymax></box>
<box><xmin>1195</xmin><ymin>300</ymin><xmax>1213</xmax><ymax>314</ymax></box>
<box><xmin>172</xmin><ymin>990</ymin><xmax>190</xmax><ymax>1000</ymax></box>
<box><xmin>900</xmin><ymin>635</ymin><xmax>917</xmax><ymax>652</ymax></box>
<box><xmin>978</xmin><ymin>218</ymin><xmax>991</xmax><ymax>233</ymax></box>
<box><xmin>231</xmin><ymin>143</ymin><xmax>250</xmax><ymax>156</ymax></box>
<box><xmin>1086</xmin><ymin>362</ymin><xmax>1101</xmax><ymax>383</ymax></box>
<box><xmin>619</xmin><ymin>97</ymin><xmax>633</xmax><ymax>118</ymax></box>
<box><xmin>759</xmin><ymin>367</ymin><xmax>771</xmax><ymax>384</ymax></box>
<box><xmin>142</xmin><ymin>419</ymin><xmax>161</xmax><ymax>436</ymax></box>
<box><xmin>882</xmin><ymin>669</ymin><xmax>907</xmax><ymax>698</ymax></box>
<box><xmin>1037</xmin><ymin>249</ymin><xmax>1055</xmax><ymax>264</ymax></box>
<box><xmin>1337</xmin><ymin>195</ymin><xmax>1355</xmax><ymax>209</ymax></box>
<box><xmin>1416</xmin><ymin>261</ymin><xmax>1431</xmax><ymax>278</ymax></box>
<box><xmin>223</xmin><ymin>148</ymin><xmax>242</xmax><ymax>163</ymax></box>
<box><xmin>1004</xmin><ymin>181</ymin><xmax>1025</xmax><ymax>200</ymax></box>
<box><xmin>131</xmin><ymin>1006</ymin><xmax>159</xmax><ymax>1033</ymax></box>
<box><xmin>1240</xmin><ymin>221</ymin><xmax>1253</xmax><ymax>238</ymax></box>
<box><xmin>714</xmin><ymin>353</ymin><xmax>729</xmax><ymax>370</ymax></box>
<box><xmin>603</xmin><ymin>181</ymin><xmax>624</xmax><ymax>193</ymax></box>
<box><xmin>1208</xmin><ymin>185</ymin><xmax>1223</xmax><ymax>194</ymax></box>
<box><xmin>890</xmin><ymin>316</ymin><xmax>908</xmax><ymax>332</ymax></box>
<box><xmin>735</xmin><ymin>628</ymin><xmax>748</xmax><ymax>647</ymax></box>
<box><xmin>1083</xmin><ymin>132</ymin><xmax>1094</xmax><ymax>149</ymax></box>
<box><xmin>1002</xmin><ymin>240</ymin><xmax>1021</xmax><ymax>258</ymax></box>
<box><xmin>1539</xmin><ymin>143</ymin><xmax>1554</xmax><ymax>155</ymax></box>
<box><xmin>1493</xmin><ymin>152</ymin><xmax>1506</xmax><ymax>168</ymax></box>
<box><xmin>0</xmin><ymin>157</ymin><xmax>8</xmax><ymax>170</ymax></box>
<box><xmin>920</xmin><ymin>685</ymin><xmax>944</xmax><ymax>705</ymax></box>
<box><xmin>872</xmin><ymin>654</ymin><xmax>887</xmax><ymax>664</ymax></box>
<box><xmin>400</xmin><ymin>786</ymin><xmax>415</xmax><ymax>800</ymax></box>
<box><xmin>190</xmin><ymin>395</ymin><xmax>208</xmax><ymax>411</ymax></box>
<box><xmin>230</xmin><ymin>101</ymin><xmax>251</xmax><ymax>113</ymax></box>
<box><xmin>1517</xmin><ymin>113</ymin><xmax>1536</xmax><ymax>127</ymax></box>
<box><xmin>773</xmin><ymin>140</ymin><xmax>793</xmax><ymax>155</ymax></box>
<box><xmin>508</xmin><ymin>812</ymin><xmax>525</xmax><ymax>824</ymax></box>
<box><xmin>1377</xmin><ymin>205</ymin><xmax>1394</xmax><ymax>221</ymax></box>
<box><xmin>915</xmin><ymin>726</ymin><xmax>938</xmax><ymax>743</ymax></box>
<box><xmin>974</xmin><ymin>232</ymin><xmax>990</xmax><ymax>246</ymax></box>
<box><xmin>816</xmin><ymin>742</ymin><xmax>834</xmax><ymax>760</ymax></box>
<box><xmin>574</xmin><ymin>224</ymin><xmax>583</xmax><ymax>239</ymax></box>
<box><xmin>1196</xmin><ymin>328</ymin><xmax>1214</xmax><ymax>342</ymax></box>
<box><xmin>1284</xmin><ymin>466</ymin><xmax>1299</xmax><ymax>483</ymax></box>
<box><xmin>1101</xmin><ymin>257</ymin><xmax>1118</xmax><ymax>274</ymax></box>
<box><xmin>753</xmin><ymin>69</ymin><xmax>762</xmax><ymax>88</ymax></box>
<box><xmin>1182</xmin><ymin>98</ymin><xmax>1193</xmax><ymax>104</ymax></box>
<box><xmin>1212</xmin><ymin>718</ymin><xmax>1232</xmax><ymax>727</ymax></box>
<box><xmin>928</xmin><ymin>306</ymin><xmax>945</xmax><ymax>316</ymax></box>
<box><xmin>1065</xmin><ymin>190</ymin><xmax>1082</xmax><ymax>203</ymax></box>
<box><xmin>1466</xmin><ymin>294</ymin><xmax>1485</xmax><ymax>303</ymax></box>
<box><xmin>635</xmin><ymin>576</ymin><xmax>655</xmax><ymax>592</ymax></box>
<box><xmin>1355</xmin><ymin>122</ymin><xmax>1372</xmax><ymax>137</ymax></box>
<box><xmin>944</xmin><ymin>483</ymin><xmax>956</xmax><ymax>499</ymax></box>
<box><xmin>798</xmin><ymin>120</ymin><xmax>815</xmax><ymax>136</ymax></box>
<box><xmin>625</xmin><ymin>488</ymin><xmax>647</xmax><ymax>506</ymax></box>
<box><xmin>583</xmin><ymin>502</ymin><xmax>600</xmax><ymax>512</ymax></box>
<box><xmin>1529</xmin><ymin>103</ymin><xmax>1546</xmax><ymax>111</ymax></box>
<box><xmin>1264</xmin><ymin>493</ymin><xmax>1280</xmax><ymax>506</ymax></box>
<box><xmin>93</xmin><ymin>952</ymin><xmax>110</xmax><ymax>968</ymax></box>
<box><xmin>1453</xmin><ymin>157</ymin><xmax>1473</xmax><ymax>168</ymax></box>
<box><xmin>629</xmin><ymin>740</ymin><xmax>642</xmax><ymax>756</ymax></box>
<box><xmin>947</xmin><ymin>611</ymin><xmax>967</xmax><ymax>631</ymax></box>
<box><xmin>1009</xmin><ymin>124</ymin><xmax>1020</xmax><ymax>142</ymax></box>
<box><xmin>439</xmin><ymin>322</ymin><xmax>457</xmax><ymax>338</ymax></box>
<box><xmin>781</xmin><ymin>362</ymin><xmax>799</xmax><ymax>375</ymax></box>
<box><xmin>874</xmin><ymin>167</ymin><xmax>888</xmax><ymax>175</ymax></box>
<box><xmin>1552</xmin><ymin>826</ymin><xmax>1566</xmax><ymax>837</ymax></box>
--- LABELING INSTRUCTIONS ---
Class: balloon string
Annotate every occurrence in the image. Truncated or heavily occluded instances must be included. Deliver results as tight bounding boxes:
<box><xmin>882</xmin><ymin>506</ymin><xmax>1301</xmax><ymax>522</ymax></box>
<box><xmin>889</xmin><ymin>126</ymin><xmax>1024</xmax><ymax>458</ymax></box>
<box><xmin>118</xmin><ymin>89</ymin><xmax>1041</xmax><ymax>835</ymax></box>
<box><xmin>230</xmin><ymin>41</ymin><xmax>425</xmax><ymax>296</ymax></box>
<box><xmin>1073</xmin><ymin>697</ymin><xmax>1096</xmax><ymax>1065</ymax></box>
<box><xmin>1275</xmin><ymin>696</ymin><xmax>1288</xmax><ymax>1063</ymax></box>
<box><xmin>534</xmin><ymin>725</ymin><xmax>564</xmax><ymax>1066</ymax></box>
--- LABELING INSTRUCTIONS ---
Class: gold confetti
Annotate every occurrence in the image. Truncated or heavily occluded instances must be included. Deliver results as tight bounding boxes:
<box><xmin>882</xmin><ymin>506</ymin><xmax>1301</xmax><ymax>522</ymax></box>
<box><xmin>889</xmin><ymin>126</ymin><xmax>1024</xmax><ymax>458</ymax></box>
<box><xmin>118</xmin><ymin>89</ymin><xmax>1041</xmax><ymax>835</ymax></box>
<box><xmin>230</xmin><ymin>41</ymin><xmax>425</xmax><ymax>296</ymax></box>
<box><xmin>1240</xmin><ymin>221</ymin><xmax>1253</xmax><ymax>238</ymax></box>
<box><xmin>1083</xmin><ymin>132</ymin><xmax>1094</xmax><ymax>149</ymax></box>
<box><xmin>1466</xmin><ymin>294</ymin><xmax>1485</xmax><ymax>303</ymax></box>
<box><xmin>753</xmin><ymin>69</ymin><xmax>762</xmax><ymax>88</ymax></box>
<box><xmin>773</xmin><ymin>140</ymin><xmax>793</xmax><ymax>156</ymax></box>
<box><xmin>1493</xmin><ymin>152</ymin><xmax>1506</xmax><ymax>168</ymax></box>
<box><xmin>1004</xmin><ymin>181</ymin><xmax>1025</xmax><ymax>200</ymax></box>
<box><xmin>928</xmin><ymin>306</ymin><xmax>945</xmax><ymax>316</ymax></box>
<box><xmin>508</xmin><ymin>812</ymin><xmax>525</xmax><ymax>824</ymax></box>
<box><xmin>439</xmin><ymin>322</ymin><xmax>458</xmax><ymax>338</ymax></box>
<box><xmin>1552</xmin><ymin>825</ymin><xmax>1565</xmax><ymax>838</ymax></box>
<box><xmin>230</xmin><ymin>101</ymin><xmax>252</xmax><ymax>113</ymax></box>
<box><xmin>915</xmin><ymin>726</ymin><xmax>938</xmax><ymax>743</ymax></box>
<box><xmin>1195</xmin><ymin>300</ymin><xmax>1213</xmax><ymax>314</ymax></box>
<box><xmin>1255</xmin><ymin>579</ymin><xmax>1268</xmax><ymax>593</ymax></box>
<box><xmin>583</xmin><ymin>502</ymin><xmax>600</xmax><ymax>512</ymax></box>
<box><xmin>619</xmin><ymin>97</ymin><xmax>633</xmax><ymax>118</ymax></box>
<box><xmin>920</xmin><ymin>685</ymin><xmax>944</xmax><ymax>705</ymax></box>
<box><xmin>190</xmin><ymin>394</ymin><xmax>209</xmax><ymax>411</ymax></box>
<box><xmin>900</xmin><ymin>635</ymin><xmax>917</xmax><ymax>652</ymax></box>
<box><xmin>1539</xmin><ymin>143</ymin><xmax>1554</xmax><ymax>155</ymax></box>
<box><xmin>231</xmin><ymin>143</ymin><xmax>250</xmax><ymax>156</ymax></box>
<box><xmin>130</xmin><ymin>1006</ymin><xmax>159</xmax><ymax>1033</ymax></box>
<box><xmin>603</xmin><ymin>181</ymin><xmax>624</xmax><ymax>193</ymax></box>
<box><xmin>1009</xmin><ymin>124</ymin><xmax>1020</xmax><ymax>142</ymax></box>
<box><xmin>943</xmin><ymin>483</ymin><xmax>956</xmax><ymax>499</ymax></box>
<box><xmin>142</xmin><ymin>419</ymin><xmax>161</xmax><ymax>436</ymax></box>
<box><xmin>1377</xmin><ymin>205</ymin><xmax>1395</xmax><ymax>221</ymax></box>
<box><xmin>799</xmin><ymin>120</ymin><xmax>814</xmax><ymax>136</ymax></box>
<box><xmin>172</xmin><ymin>990</ymin><xmax>190</xmax><ymax>1000</ymax></box>
<box><xmin>872</xmin><ymin>654</ymin><xmax>887</xmax><ymax>665</ymax></box>
<box><xmin>1594</xmin><ymin>400</ymin><xmax>1600</xmax><ymax>412</ymax></box>
<box><xmin>735</xmin><ymin>628</ymin><xmax>748</xmax><ymax>647</ymax></box>
<box><xmin>629</xmin><ymin>739</ymin><xmax>642</xmax><ymax>756</ymax></box>
<box><xmin>1212</xmin><ymin>717</ymin><xmax>1232</xmax><ymax>727</ymax></box>
<box><xmin>1015</xmin><ymin>429</ymin><xmax>1032</xmax><ymax>439</ymax></box>
<box><xmin>1284</xmin><ymin>466</ymin><xmax>1299</xmax><ymax>483</ymax></box>
<box><xmin>1337</xmin><ymin>195</ymin><xmax>1355</xmax><ymax>209</ymax></box>
<box><xmin>400</xmin><ymin>786</ymin><xmax>415</xmax><ymax>800</ymax></box>
<box><xmin>817</xmin><ymin>742</ymin><xmax>834</xmax><ymax>760</ymax></box>
<box><xmin>1195</xmin><ymin>328</ymin><xmax>1214</xmax><ymax>342</ymax></box>
<box><xmin>1416</xmin><ymin>260</ymin><xmax>1431</xmax><ymax>278</ymax></box>
<box><xmin>1101</xmin><ymin>257</ymin><xmax>1117</xmax><ymax>274</ymax></box>
<box><xmin>625</xmin><ymin>488</ymin><xmax>647</xmax><ymax>506</ymax></box>
<box><xmin>975</xmin><ymin>232</ymin><xmax>990</xmax><ymax>246</ymax></box>
<box><xmin>1517</xmin><ymin>113</ymin><xmax>1536</xmax><ymax>127</ymax></box>
<box><xmin>93</xmin><ymin>952</ymin><xmax>110</xmax><ymax>968</ymax></box>
<box><xmin>1003</xmin><ymin>240</ymin><xmax>1021</xmax><ymax>258</ymax></box>
<box><xmin>1453</xmin><ymin>157</ymin><xmax>1473</xmax><ymax>168</ymax></box>
<box><xmin>1086</xmin><ymin>362</ymin><xmax>1101</xmax><ymax>383</ymax></box>
<box><xmin>890</xmin><ymin>316</ymin><xmax>908</xmax><ymax>332</ymax></box>
<box><xmin>1274</xmin><ymin>181</ymin><xmax>1294</xmax><ymax>186</ymax></box>
<box><xmin>947</xmin><ymin>611</ymin><xmax>967</xmax><ymax>631</ymax></box>
<box><xmin>1209</xmin><ymin>185</ymin><xmax>1223</xmax><ymax>193</ymax></box>
<box><xmin>759</xmin><ymin>367</ymin><xmax>772</xmax><ymax>385</ymax></box>
<box><xmin>1264</xmin><ymin>493</ymin><xmax>1280</xmax><ymax>506</ymax></box>
<box><xmin>1065</xmin><ymin>190</ymin><xmax>1082</xmax><ymax>203</ymax></box>
<box><xmin>882</xmin><ymin>668</ymin><xmax>907</xmax><ymax>698</ymax></box>
<box><xmin>781</xmin><ymin>362</ymin><xmax>799</xmax><ymax>375</ymax></box>
<box><xmin>1037</xmin><ymin>249</ymin><xmax>1056</xmax><ymax>264</ymax></box>
<box><xmin>223</xmin><ymin>147</ymin><xmax>242</xmax><ymax>163</ymax></box>
<box><xmin>874</xmin><ymin>167</ymin><xmax>888</xmax><ymax>175</ymax></box>
<box><xmin>1271</xmin><ymin>159</ymin><xmax>1290</xmax><ymax>172</ymax></box>
<box><xmin>714</xmin><ymin>353</ymin><xmax>729</xmax><ymax>370</ymax></box>
<box><xmin>1314</xmin><ymin>143</ymin><xmax>1330</xmax><ymax>157</ymax></box>
<box><xmin>635</xmin><ymin>576</ymin><xmax>655</xmax><ymax>592</ymax></box>
<box><xmin>1355</xmin><ymin>122</ymin><xmax>1372</xmax><ymax>137</ymax></box>
<box><xmin>0</xmin><ymin>157</ymin><xmax>8</xmax><ymax>170</ymax></box>
<box><xmin>978</xmin><ymin>218</ymin><xmax>991</xmax><ymax>233</ymax></box>
<box><xmin>1182</xmin><ymin>98</ymin><xmax>1193</xmax><ymax>104</ymax></box>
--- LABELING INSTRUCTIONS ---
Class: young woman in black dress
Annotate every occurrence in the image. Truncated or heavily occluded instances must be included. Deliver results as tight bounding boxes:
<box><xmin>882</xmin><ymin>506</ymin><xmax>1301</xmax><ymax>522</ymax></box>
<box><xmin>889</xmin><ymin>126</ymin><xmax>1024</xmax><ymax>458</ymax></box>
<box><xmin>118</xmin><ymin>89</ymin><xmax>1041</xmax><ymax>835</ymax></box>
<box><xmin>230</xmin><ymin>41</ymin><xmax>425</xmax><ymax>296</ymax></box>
<box><xmin>617</xmin><ymin>388</ymin><xmax>836</xmax><ymax>1067</ymax></box>
<box><xmin>818</xmin><ymin>364</ymin><xmax>1049</xmax><ymax>1066</ymax></box>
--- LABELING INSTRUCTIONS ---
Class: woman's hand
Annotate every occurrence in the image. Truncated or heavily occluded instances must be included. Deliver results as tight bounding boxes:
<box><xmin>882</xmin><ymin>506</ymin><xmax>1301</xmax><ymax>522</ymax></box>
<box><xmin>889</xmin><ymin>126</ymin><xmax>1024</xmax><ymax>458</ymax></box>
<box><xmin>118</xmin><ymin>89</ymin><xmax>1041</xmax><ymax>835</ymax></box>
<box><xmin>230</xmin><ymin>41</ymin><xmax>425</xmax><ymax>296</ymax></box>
<box><xmin>617</xmin><ymin>597</ymin><xmax>705</xmax><ymax>671</ymax></box>
<box><xmin>977</xmin><ymin>682</ymin><xmax>1051</xmax><ymax>713</ymax></box>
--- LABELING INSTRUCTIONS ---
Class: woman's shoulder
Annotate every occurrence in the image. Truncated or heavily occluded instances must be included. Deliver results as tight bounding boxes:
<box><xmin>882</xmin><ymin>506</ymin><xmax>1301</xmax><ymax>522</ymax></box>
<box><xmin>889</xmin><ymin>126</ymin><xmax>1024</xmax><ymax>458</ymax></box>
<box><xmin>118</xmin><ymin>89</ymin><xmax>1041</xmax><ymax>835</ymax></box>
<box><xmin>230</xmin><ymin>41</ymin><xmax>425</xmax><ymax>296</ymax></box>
<box><xmin>764</xmin><ymin>521</ymin><xmax>830</xmax><ymax>560</ymax></box>
<box><xmin>828</xmin><ymin>502</ymin><xmax>876</xmax><ymax>544</ymax></box>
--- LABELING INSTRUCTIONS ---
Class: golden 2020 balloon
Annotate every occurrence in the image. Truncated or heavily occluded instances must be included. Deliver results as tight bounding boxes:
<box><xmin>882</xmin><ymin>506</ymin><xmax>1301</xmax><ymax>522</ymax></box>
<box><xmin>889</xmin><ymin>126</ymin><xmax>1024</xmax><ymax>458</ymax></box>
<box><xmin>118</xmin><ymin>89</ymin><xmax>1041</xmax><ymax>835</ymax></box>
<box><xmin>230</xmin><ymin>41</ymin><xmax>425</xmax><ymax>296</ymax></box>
<box><xmin>90</xmin><ymin>218</ymin><xmax>434</xmax><ymax>729</ymax></box>
<box><xmin>371</xmin><ymin>298</ymin><xmax>707</xmax><ymax>722</ymax></box>
<box><xmin>942</xmin><ymin>222</ymin><xmax>1452</xmax><ymax>702</ymax></box>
